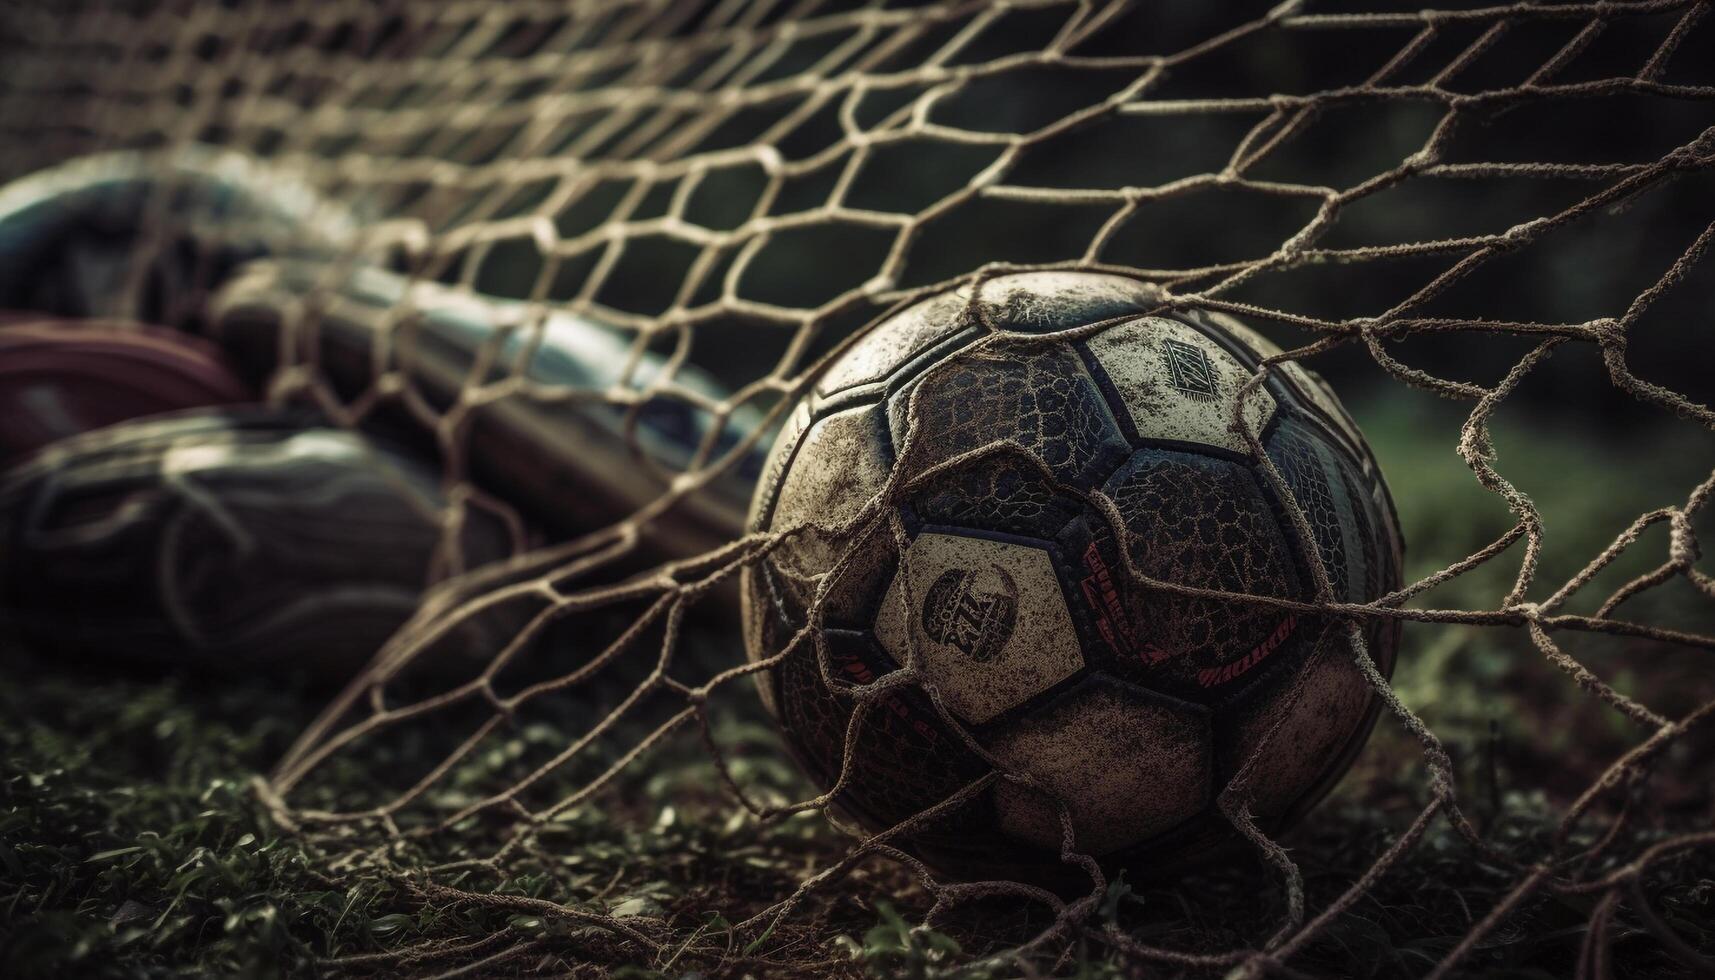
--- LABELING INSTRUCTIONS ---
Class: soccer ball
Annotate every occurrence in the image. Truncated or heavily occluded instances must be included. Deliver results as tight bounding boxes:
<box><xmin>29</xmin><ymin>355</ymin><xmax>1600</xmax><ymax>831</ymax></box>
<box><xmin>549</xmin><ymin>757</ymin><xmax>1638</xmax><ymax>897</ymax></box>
<box><xmin>741</xmin><ymin>272</ymin><xmax>1402</xmax><ymax>883</ymax></box>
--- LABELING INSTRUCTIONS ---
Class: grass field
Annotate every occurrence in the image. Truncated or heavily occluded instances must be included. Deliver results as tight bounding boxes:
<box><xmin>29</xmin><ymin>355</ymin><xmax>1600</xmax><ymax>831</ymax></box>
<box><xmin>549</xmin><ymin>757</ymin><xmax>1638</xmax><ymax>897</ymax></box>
<box><xmin>3</xmin><ymin>387</ymin><xmax>1713</xmax><ymax>978</ymax></box>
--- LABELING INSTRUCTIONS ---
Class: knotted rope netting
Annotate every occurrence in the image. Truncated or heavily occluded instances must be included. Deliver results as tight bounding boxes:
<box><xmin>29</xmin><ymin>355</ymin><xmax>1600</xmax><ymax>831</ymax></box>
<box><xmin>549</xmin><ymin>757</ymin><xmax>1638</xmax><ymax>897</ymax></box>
<box><xmin>1</xmin><ymin>1</ymin><xmax>1712</xmax><ymax>976</ymax></box>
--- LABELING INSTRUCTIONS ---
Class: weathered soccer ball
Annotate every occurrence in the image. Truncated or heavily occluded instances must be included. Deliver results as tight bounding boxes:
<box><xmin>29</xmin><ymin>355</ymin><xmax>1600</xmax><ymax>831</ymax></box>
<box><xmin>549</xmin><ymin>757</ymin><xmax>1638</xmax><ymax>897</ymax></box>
<box><xmin>742</xmin><ymin>272</ymin><xmax>1402</xmax><ymax>883</ymax></box>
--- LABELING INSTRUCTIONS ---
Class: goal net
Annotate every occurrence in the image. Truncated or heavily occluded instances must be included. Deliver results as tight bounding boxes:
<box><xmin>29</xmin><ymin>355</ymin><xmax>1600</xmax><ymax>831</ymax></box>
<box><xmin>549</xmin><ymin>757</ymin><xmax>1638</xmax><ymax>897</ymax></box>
<box><xmin>2</xmin><ymin>0</ymin><xmax>1713</xmax><ymax>976</ymax></box>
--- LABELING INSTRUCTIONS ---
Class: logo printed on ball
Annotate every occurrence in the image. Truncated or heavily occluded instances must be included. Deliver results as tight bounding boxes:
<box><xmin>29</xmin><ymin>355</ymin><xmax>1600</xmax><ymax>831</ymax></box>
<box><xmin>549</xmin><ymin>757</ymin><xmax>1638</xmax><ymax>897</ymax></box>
<box><xmin>921</xmin><ymin>564</ymin><xmax>1019</xmax><ymax>662</ymax></box>
<box><xmin>1161</xmin><ymin>338</ymin><xmax>1217</xmax><ymax>397</ymax></box>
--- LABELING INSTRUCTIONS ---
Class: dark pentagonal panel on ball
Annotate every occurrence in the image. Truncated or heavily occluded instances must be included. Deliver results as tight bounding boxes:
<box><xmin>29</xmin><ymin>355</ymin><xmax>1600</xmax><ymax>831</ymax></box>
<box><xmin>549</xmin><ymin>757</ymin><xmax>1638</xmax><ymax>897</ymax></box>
<box><xmin>772</xmin><ymin>628</ymin><xmax>990</xmax><ymax>837</ymax></box>
<box><xmin>1265</xmin><ymin>408</ymin><xmax>1403</xmax><ymax>613</ymax></box>
<box><xmin>1319</xmin><ymin>421</ymin><xmax>1404</xmax><ymax>681</ymax></box>
<box><xmin>1094</xmin><ymin>447</ymin><xmax>1311</xmax><ymax>704</ymax></box>
<box><xmin>1264</xmin><ymin>412</ymin><xmax>1356</xmax><ymax>602</ymax></box>
<box><xmin>902</xmin><ymin>442</ymin><xmax>1088</xmax><ymax>540</ymax></box>
<box><xmin>886</xmin><ymin>338</ymin><xmax>1130</xmax><ymax>490</ymax></box>
<box><xmin>1332</xmin><ymin>450</ymin><xmax>1397</xmax><ymax>610</ymax></box>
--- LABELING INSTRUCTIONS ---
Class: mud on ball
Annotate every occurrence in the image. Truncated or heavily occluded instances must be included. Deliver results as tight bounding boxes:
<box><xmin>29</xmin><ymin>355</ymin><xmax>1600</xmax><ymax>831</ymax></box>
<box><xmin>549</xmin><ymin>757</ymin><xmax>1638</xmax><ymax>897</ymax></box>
<box><xmin>742</xmin><ymin>272</ymin><xmax>1403</xmax><ymax>884</ymax></box>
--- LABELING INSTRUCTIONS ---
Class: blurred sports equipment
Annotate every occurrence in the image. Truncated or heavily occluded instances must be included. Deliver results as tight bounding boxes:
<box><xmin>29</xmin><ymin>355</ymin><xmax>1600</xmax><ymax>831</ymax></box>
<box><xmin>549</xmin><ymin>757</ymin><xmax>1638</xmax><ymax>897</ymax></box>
<box><xmin>210</xmin><ymin>258</ymin><xmax>762</xmax><ymax>558</ymax></box>
<box><xmin>0</xmin><ymin>318</ymin><xmax>251</xmax><ymax>460</ymax></box>
<box><xmin>0</xmin><ymin>408</ymin><xmax>517</xmax><ymax>680</ymax></box>
<box><xmin>0</xmin><ymin>146</ymin><xmax>354</xmax><ymax>326</ymax></box>
<box><xmin>744</xmin><ymin>271</ymin><xmax>1401</xmax><ymax>882</ymax></box>
<box><xmin>0</xmin><ymin>149</ymin><xmax>763</xmax><ymax>559</ymax></box>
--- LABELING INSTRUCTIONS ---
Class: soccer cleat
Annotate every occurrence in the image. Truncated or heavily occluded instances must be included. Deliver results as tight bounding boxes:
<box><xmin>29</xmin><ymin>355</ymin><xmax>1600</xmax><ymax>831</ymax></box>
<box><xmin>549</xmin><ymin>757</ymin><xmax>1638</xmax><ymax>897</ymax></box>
<box><xmin>0</xmin><ymin>408</ymin><xmax>517</xmax><ymax>680</ymax></box>
<box><xmin>0</xmin><ymin>317</ymin><xmax>251</xmax><ymax>461</ymax></box>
